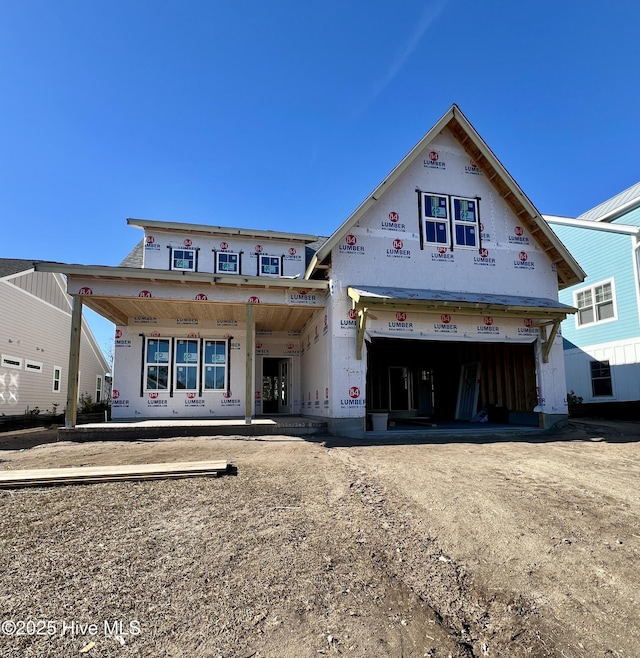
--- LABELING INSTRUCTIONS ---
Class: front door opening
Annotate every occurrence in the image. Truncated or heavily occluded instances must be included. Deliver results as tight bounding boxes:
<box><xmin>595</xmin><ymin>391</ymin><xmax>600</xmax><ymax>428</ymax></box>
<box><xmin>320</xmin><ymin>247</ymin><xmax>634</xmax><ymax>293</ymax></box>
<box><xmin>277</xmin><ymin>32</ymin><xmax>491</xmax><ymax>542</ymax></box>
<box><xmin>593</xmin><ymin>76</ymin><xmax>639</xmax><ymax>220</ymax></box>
<box><xmin>261</xmin><ymin>358</ymin><xmax>291</xmax><ymax>414</ymax></box>
<box><xmin>366</xmin><ymin>338</ymin><xmax>537</xmax><ymax>427</ymax></box>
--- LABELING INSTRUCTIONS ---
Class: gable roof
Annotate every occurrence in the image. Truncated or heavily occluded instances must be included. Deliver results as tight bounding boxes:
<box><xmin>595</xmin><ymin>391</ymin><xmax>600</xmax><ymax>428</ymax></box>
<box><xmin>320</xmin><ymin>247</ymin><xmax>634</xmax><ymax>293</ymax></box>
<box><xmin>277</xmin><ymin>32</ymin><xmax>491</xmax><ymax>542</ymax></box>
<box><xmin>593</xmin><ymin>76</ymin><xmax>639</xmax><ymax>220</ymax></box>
<box><xmin>578</xmin><ymin>181</ymin><xmax>640</xmax><ymax>222</ymax></box>
<box><xmin>304</xmin><ymin>104</ymin><xmax>584</xmax><ymax>289</ymax></box>
<box><xmin>0</xmin><ymin>258</ymin><xmax>36</xmax><ymax>279</ymax></box>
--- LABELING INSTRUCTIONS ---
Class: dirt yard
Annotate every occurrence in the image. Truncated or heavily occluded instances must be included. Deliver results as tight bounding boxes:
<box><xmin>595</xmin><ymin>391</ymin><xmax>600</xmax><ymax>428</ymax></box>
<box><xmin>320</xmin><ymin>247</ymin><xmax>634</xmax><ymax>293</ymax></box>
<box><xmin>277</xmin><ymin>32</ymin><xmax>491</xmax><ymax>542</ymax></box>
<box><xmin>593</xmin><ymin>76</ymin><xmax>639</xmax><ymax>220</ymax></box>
<box><xmin>0</xmin><ymin>419</ymin><xmax>638</xmax><ymax>657</ymax></box>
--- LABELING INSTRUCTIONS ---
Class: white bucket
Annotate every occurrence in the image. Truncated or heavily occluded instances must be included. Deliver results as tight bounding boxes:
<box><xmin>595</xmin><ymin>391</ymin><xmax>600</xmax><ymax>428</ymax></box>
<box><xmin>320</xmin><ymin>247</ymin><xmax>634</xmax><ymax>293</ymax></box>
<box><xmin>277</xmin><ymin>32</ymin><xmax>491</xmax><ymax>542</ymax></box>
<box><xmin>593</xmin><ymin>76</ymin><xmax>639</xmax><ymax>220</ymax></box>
<box><xmin>371</xmin><ymin>412</ymin><xmax>388</xmax><ymax>432</ymax></box>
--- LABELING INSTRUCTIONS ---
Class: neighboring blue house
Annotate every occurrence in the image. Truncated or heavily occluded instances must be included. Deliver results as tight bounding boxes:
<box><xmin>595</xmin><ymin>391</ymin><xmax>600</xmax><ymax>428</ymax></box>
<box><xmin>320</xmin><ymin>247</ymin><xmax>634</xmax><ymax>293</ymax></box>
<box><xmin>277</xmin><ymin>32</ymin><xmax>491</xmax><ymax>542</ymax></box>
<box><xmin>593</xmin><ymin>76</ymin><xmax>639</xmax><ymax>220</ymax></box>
<box><xmin>546</xmin><ymin>181</ymin><xmax>640</xmax><ymax>408</ymax></box>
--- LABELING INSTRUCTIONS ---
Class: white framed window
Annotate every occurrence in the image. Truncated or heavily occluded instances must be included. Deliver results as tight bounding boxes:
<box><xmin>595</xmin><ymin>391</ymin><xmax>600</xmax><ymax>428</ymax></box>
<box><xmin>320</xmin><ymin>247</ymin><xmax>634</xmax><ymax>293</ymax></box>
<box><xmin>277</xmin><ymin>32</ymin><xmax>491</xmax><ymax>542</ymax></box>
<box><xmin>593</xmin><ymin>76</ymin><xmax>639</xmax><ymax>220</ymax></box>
<box><xmin>451</xmin><ymin>196</ymin><xmax>479</xmax><ymax>248</ymax></box>
<box><xmin>1</xmin><ymin>355</ymin><xmax>22</xmax><ymax>369</ymax></box>
<box><xmin>53</xmin><ymin>366</ymin><xmax>62</xmax><ymax>392</ymax></box>
<box><xmin>203</xmin><ymin>340</ymin><xmax>227</xmax><ymax>390</ymax></box>
<box><xmin>259</xmin><ymin>255</ymin><xmax>281</xmax><ymax>277</ymax></box>
<box><xmin>96</xmin><ymin>375</ymin><xmax>103</xmax><ymax>402</ymax></box>
<box><xmin>171</xmin><ymin>248</ymin><xmax>196</xmax><ymax>271</ymax></box>
<box><xmin>145</xmin><ymin>338</ymin><xmax>171</xmax><ymax>390</ymax></box>
<box><xmin>421</xmin><ymin>193</ymin><xmax>449</xmax><ymax>246</ymax></box>
<box><xmin>217</xmin><ymin>251</ymin><xmax>239</xmax><ymax>274</ymax></box>
<box><xmin>25</xmin><ymin>359</ymin><xmax>43</xmax><ymax>373</ymax></box>
<box><xmin>590</xmin><ymin>360</ymin><xmax>613</xmax><ymax>397</ymax></box>
<box><xmin>574</xmin><ymin>280</ymin><xmax>616</xmax><ymax>327</ymax></box>
<box><xmin>175</xmin><ymin>339</ymin><xmax>199</xmax><ymax>390</ymax></box>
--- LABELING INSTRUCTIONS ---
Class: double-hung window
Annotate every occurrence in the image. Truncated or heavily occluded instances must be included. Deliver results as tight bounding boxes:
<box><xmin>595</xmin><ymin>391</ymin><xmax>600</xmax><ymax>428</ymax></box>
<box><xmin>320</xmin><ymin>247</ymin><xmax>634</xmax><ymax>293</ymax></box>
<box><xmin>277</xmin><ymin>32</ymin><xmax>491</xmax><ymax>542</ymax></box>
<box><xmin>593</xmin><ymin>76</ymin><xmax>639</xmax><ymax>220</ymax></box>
<box><xmin>203</xmin><ymin>340</ymin><xmax>227</xmax><ymax>390</ymax></box>
<box><xmin>217</xmin><ymin>251</ymin><xmax>239</xmax><ymax>274</ymax></box>
<box><xmin>590</xmin><ymin>360</ymin><xmax>613</xmax><ymax>397</ymax></box>
<box><xmin>175</xmin><ymin>339</ymin><xmax>199</xmax><ymax>390</ymax></box>
<box><xmin>145</xmin><ymin>338</ymin><xmax>171</xmax><ymax>390</ymax></box>
<box><xmin>259</xmin><ymin>255</ymin><xmax>280</xmax><ymax>277</ymax></box>
<box><xmin>171</xmin><ymin>248</ymin><xmax>196</xmax><ymax>271</ymax></box>
<box><xmin>451</xmin><ymin>196</ymin><xmax>479</xmax><ymax>248</ymax></box>
<box><xmin>574</xmin><ymin>280</ymin><xmax>616</xmax><ymax>327</ymax></box>
<box><xmin>422</xmin><ymin>194</ymin><xmax>449</xmax><ymax>246</ymax></box>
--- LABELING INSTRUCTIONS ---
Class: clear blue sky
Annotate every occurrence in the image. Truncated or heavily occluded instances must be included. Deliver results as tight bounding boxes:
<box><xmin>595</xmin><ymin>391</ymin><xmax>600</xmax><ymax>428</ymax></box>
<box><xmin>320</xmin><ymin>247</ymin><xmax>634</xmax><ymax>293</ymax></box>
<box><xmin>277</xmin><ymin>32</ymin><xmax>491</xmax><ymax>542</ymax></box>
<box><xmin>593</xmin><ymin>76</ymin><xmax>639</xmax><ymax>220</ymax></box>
<box><xmin>2</xmin><ymin>1</ymin><xmax>639</xmax><ymax>356</ymax></box>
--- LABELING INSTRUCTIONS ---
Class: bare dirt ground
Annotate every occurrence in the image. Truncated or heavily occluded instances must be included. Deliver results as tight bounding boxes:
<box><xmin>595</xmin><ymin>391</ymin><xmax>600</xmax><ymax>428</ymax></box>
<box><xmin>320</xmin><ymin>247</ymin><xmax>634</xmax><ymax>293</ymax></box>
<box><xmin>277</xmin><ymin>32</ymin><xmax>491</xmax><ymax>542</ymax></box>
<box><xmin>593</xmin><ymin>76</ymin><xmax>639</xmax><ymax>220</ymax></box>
<box><xmin>0</xmin><ymin>419</ymin><xmax>638</xmax><ymax>657</ymax></box>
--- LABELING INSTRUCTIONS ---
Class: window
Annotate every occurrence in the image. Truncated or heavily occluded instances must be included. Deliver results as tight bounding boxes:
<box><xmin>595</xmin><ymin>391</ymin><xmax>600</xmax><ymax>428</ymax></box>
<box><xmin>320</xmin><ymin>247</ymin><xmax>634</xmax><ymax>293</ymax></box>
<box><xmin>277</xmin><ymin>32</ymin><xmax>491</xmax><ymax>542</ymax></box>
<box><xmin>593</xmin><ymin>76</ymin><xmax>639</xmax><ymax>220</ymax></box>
<box><xmin>217</xmin><ymin>251</ymin><xmax>239</xmax><ymax>274</ymax></box>
<box><xmin>53</xmin><ymin>367</ymin><xmax>62</xmax><ymax>393</ymax></box>
<box><xmin>575</xmin><ymin>281</ymin><xmax>616</xmax><ymax>326</ymax></box>
<box><xmin>590</xmin><ymin>360</ymin><xmax>613</xmax><ymax>397</ymax></box>
<box><xmin>1</xmin><ymin>355</ymin><xmax>22</xmax><ymax>369</ymax></box>
<box><xmin>451</xmin><ymin>196</ymin><xmax>479</xmax><ymax>248</ymax></box>
<box><xmin>96</xmin><ymin>375</ymin><xmax>102</xmax><ymax>402</ymax></box>
<box><xmin>421</xmin><ymin>193</ymin><xmax>449</xmax><ymax>245</ymax></box>
<box><xmin>145</xmin><ymin>338</ymin><xmax>171</xmax><ymax>390</ymax></box>
<box><xmin>175</xmin><ymin>339</ymin><xmax>199</xmax><ymax>390</ymax></box>
<box><xmin>203</xmin><ymin>340</ymin><xmax>227</xmax><ymax>390</ymax></box>
<box><xmin>259</xmin><ymin>255</ymin><xmax>281</xmax><ymax>277</ymax></box>
<box><xmin>171</xmin><ymin>248</ymin><xmax>196</xmax><ymax>271</ymax></box>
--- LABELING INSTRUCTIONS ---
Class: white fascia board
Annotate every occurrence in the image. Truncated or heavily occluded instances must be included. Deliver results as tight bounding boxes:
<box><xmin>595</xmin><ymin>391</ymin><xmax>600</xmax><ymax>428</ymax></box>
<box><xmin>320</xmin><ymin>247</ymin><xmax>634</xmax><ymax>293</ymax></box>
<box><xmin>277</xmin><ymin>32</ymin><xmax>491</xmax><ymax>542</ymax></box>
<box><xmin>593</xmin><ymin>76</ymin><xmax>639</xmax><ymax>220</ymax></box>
<box><xmin>545</xmin><ymin>214</ymin><xmax>640</xmax><ymax>236</ymax></box>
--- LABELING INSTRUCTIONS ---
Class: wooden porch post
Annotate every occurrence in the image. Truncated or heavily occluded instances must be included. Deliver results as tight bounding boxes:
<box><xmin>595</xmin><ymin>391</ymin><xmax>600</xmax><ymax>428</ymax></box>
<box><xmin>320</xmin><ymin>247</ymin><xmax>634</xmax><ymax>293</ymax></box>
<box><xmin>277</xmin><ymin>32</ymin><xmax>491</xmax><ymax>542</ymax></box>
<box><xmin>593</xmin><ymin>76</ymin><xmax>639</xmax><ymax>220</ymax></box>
<box><xmin>245</xmin><ymin>303</ymin><xmax>254</xmax><ymax>424</ymax></box>
<box><xmin>65</xmin><ymin>295</ymin><xmax>83</xmax><ymax>428</ymax></box>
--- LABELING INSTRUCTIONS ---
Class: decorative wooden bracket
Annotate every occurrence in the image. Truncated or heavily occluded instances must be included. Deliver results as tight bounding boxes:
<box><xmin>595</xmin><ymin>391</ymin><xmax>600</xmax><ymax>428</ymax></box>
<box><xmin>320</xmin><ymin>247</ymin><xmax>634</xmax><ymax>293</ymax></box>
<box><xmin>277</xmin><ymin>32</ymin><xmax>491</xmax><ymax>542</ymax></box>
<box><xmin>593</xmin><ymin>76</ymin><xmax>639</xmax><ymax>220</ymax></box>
<box><xmin>356</xmin><ymin>306</ymin><xmax>367</xmax><ymax>360</ymax></box>
<box><xmin>540</xmin><ymin>319</ymin><xmax>561</xmax><ymax>363</ymax></box>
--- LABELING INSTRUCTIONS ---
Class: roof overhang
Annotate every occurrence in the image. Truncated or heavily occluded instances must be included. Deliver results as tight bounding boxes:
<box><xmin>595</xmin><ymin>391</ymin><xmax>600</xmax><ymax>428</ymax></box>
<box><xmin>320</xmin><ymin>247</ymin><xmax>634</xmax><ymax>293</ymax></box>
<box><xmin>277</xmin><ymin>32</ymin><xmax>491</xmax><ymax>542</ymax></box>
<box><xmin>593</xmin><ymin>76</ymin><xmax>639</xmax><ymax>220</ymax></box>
<box><xmin>306</xmin><ymin>104</ymin><xmax>585</xmax><ymax>289</ymax></box>
<box><xmin>127</xmin><ymin>218</ymin><xmax>320</xmax><ymax>243</ymax></box>
<box><xmin>348</xmin><ymin>286</ymin><xmax>575</xmax><ymax>320</ymax></box>
<box><xmin>545</xmin><ymin>214</ymin><xmax>640</xmax><ymax>236</ymax></box>
<box><xmin>34</xmin><ymin>262</ymin><xmax>329</xmax><ymax>331</ymax></box>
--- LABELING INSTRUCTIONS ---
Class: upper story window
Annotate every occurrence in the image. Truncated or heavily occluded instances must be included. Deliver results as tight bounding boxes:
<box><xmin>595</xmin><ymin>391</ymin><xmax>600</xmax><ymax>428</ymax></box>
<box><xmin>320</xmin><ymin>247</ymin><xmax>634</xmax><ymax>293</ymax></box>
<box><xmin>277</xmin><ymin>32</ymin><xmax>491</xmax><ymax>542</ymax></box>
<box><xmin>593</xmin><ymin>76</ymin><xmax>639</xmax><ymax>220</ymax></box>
<box><xmin>574</xmin><ymin>280</ymin><xmax>616</xmax><ymax>327</ymax></box>
<box><xmin>420</xmin><ymin>192</ymin><xmax>480</xmax><ymax>249</ymax></box>
<box><xmin>259</xmin><ymin>255</ymin><xmax>281</xmax><ymax>277</ymax></box>
<box><xmin>217</xmin><ymin>251</ymin><xmax>239</xmax><ymax>274</ymax></box>
<box><xmin>171</xmin><ymin>248</ymin><xmax>196</xmax><ymax>271</ymax></box>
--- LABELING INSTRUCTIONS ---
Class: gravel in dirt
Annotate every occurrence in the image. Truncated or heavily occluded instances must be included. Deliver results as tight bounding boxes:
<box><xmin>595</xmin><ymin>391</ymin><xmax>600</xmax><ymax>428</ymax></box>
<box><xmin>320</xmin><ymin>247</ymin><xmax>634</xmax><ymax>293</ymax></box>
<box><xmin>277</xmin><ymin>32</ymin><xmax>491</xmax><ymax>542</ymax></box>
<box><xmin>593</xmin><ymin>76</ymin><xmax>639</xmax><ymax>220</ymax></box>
<box><xmin>0</xmin><ymin>419</ymin><xmax>638</xmax><ymax>657</ymax></box>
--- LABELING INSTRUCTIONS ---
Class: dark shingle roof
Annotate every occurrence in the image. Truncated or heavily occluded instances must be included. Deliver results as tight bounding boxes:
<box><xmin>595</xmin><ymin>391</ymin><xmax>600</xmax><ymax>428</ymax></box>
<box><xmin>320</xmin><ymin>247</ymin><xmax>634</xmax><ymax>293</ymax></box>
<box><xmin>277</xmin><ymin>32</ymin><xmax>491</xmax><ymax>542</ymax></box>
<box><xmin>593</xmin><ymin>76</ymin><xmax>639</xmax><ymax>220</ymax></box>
<box><xmin>0</xmin><ymin>259</ymin><xmax>37</xmax><ymax>279</ymax></box>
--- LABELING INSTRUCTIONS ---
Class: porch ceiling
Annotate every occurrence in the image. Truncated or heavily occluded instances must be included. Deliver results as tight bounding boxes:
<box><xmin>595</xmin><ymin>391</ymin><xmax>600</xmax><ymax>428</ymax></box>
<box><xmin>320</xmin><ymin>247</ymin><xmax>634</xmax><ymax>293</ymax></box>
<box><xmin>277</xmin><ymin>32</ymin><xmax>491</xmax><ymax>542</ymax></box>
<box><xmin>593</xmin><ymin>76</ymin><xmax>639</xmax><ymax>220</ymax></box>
<box><xmin>80</xmin><ymin>296</ymin><xmax>319</xmax><ymax>331</ymax></box>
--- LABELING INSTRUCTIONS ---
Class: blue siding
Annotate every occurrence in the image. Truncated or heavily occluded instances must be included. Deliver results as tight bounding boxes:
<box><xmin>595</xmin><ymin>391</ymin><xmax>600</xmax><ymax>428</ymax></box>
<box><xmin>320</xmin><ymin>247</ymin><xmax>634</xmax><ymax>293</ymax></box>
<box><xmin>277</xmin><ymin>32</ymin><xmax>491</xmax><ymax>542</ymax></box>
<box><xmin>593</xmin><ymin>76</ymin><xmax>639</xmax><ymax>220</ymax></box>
<box><xmin>612</xmin><ymin>205</ymin><xmax>640</xmax><ymax>227</ymax></box>
<box><xmin>552</xmin><ymin>223</ymin><xmax>639</xmax><ymax>346</ymax></box>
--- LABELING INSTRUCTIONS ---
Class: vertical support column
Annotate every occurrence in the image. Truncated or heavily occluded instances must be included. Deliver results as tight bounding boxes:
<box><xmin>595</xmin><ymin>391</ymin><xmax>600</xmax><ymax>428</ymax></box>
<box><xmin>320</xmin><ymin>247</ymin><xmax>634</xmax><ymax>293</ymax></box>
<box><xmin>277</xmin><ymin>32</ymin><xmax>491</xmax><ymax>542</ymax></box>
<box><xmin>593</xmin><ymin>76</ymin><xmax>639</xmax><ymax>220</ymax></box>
<box><xmin>65</xmin><ymin>295</ymin><xmax>83</xmax><ymax>428</ymax></box>
<box><xmin>245</xmin><ymin>303</ymin><xmax>254</xmax><ymax>424</ymax></box>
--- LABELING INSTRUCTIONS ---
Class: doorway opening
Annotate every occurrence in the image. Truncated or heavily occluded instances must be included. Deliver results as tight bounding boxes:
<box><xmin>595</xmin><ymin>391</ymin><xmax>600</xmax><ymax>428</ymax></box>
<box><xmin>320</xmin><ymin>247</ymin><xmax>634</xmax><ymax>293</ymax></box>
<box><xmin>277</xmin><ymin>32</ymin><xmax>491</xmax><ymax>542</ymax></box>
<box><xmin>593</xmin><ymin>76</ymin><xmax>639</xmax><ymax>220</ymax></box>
<box><xmin>261</xmin><ymin>358</ymin><xmax>291</xmax><ymax>414</ymax></box>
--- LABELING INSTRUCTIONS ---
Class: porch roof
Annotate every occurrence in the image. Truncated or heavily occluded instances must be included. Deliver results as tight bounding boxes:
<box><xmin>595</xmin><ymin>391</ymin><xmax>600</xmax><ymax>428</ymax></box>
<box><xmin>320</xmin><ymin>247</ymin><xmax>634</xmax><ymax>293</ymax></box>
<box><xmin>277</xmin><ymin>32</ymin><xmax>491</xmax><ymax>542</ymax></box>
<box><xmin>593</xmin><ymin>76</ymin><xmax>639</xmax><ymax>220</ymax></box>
<box><xmin>348</xmin><ymin>286</ymin><xmax>575</xmax><ymax>319</ymax></box>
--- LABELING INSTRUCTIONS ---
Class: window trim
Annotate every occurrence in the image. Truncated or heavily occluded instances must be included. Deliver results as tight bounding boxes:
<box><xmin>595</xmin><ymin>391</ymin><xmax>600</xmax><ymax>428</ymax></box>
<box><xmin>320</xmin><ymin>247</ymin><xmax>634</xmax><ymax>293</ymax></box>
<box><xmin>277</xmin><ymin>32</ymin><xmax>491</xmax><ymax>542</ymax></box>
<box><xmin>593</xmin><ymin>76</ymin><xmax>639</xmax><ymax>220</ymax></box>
<box><xmin>174</xmin><ymin>338</ymin><xmax>200</xmax><ymax>391</ymax></box>
<box><xmin>170</xmin><ymin>247</ymin><xmax>197</xmax><ymax>272</ymax></box>
<box><xmin>420</xmin><ymin>192</ymin><xmax>450</xmax><ymax>247</ymax></box>
<box><xmin>52</xmin><ymin>366</ymin><xmax>62</xmax><ymax>393</ymax></box>
<box><xmin>450</xmin><ymin>195</ymin><xmax>480</xmax><ymax>250</ymax></box>
<box><xmin>1</xmin><ymin>354</ymin><xmax>22</xmax><ymax>370</ymax></box>
<box><xmin>258</xmin><ymin>254</ymin><xmax>282</xmax><ymax>277</ymax></box>
<box><xmin>216</xmin><ymin>251</ymin><xmax>240</xmax><ymax>274</ymax></box>
<box><xmin>573</xmin><ymin>279</ymin><xmax>617</xmax><ymax>328</ymax></box>
<box><xmin>144</xmin><ymin>337</ymin><xmax>172</xmax><ymax>391</ymax></box>
<box><xmin>590</xmin><ymin>359</ymin><xmax>613</xmax><ymax>398</ymax></box>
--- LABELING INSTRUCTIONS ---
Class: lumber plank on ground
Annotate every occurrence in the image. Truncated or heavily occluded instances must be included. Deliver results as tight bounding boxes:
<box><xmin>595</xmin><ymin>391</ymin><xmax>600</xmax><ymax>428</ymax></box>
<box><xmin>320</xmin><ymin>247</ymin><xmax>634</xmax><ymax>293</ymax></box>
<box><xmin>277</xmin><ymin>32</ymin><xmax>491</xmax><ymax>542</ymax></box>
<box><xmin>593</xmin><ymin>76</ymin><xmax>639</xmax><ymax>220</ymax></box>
<box><xmin>0</xmin><ymin>460</ymin><xmax>229</xmax><ymax>488</ymax></box>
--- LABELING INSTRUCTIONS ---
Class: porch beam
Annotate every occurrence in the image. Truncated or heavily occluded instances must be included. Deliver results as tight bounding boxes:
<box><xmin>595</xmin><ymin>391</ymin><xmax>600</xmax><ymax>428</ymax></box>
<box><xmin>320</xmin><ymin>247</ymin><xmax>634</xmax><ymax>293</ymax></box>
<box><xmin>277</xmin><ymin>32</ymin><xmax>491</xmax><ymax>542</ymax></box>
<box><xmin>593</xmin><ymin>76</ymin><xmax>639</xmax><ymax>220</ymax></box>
<box><xmin>65</xmin><ymin>296</ymin><xmax>83</xmax><ymax>428</ymax></box>
<box><xmin>355</xmin><ymin>306</ymin><xmax>367</xmax><ymax>360</ymax></box>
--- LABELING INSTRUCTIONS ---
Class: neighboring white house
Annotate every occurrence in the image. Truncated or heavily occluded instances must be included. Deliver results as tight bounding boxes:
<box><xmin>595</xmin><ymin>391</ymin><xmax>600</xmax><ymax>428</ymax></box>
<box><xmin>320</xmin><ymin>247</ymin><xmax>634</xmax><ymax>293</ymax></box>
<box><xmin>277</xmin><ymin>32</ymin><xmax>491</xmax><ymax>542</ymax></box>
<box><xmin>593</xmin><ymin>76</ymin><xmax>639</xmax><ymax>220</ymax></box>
<box><xmin>0</xmin><ymin>259</ymin><xmax>110</xmax><ymax>416</ymax></box>
<box><xmin>36</xmin><ymin>105</ymin><xmax>584</xmax><ymax>435</ymax></box>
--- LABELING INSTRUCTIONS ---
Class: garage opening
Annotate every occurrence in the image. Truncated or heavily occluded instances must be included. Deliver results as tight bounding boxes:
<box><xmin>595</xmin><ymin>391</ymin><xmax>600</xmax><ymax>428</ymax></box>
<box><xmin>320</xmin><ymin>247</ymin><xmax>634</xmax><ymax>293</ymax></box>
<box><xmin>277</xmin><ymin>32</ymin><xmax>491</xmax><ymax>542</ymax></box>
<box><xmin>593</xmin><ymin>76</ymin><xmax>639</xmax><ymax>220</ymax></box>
<box><xmin>365</xmin><ymin>338</ymin><xmax>538</xmax><ymax>427</ymax></box>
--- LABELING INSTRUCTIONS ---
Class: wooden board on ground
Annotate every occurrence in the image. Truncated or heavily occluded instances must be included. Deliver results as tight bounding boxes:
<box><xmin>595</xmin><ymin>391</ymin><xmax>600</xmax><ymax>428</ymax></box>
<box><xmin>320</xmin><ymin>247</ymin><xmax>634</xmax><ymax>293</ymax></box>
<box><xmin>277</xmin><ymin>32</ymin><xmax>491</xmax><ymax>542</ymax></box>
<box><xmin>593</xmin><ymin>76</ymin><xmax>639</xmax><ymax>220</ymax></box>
<box><xmin>0</xmin><ymin>460</ymin><xmax>229</xmax><ymax>488</ymax></box>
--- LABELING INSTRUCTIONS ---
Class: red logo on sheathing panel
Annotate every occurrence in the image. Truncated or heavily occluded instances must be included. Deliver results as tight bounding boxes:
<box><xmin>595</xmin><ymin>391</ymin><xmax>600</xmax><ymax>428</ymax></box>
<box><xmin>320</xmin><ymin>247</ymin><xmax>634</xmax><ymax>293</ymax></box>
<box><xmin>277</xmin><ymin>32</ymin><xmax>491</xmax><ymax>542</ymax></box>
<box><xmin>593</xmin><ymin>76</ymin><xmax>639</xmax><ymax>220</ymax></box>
<box><xmin>195</xmin><ymin>293</ymin><xmax>208</xmax><ymax>300</ymax></box>
<box><xmin>149</xmin><ymin>392</ymin><xmax>159</xmax><ymax>399</ymax></box>
<box><xmin>515</xmin><ymin>226</ymin><xmax>524</xmax><ymax>236</ymax></box>
<box><xmin>429</xmin><ymin>151</ymin><xmax>439</xmax><ymax>161</ymax></box>
<box><xmin>150</xmin><ymin>332</ymin><xmax>160</xmax><ymax>337</ymax></box>
<box><xmin>484</xmin><ymin>316</ymin><xmax>494</xmax><ymax>326</ymax></box>
<box><xmin>389</xmin><ymin>211</ymin><xmax>399</xmax><ymax>222</ymax></box>
<box><xmin>519</xmin><ymin>251</ymin><xmax>528</xmax><ymax>262</ymax></box>
<box><xmin>289</xmin><ymin>247</ymin><xmax>296</xmax><ymax>256</ymax></box>
<box><xmin>115</xmin><ymin>329</ymin><xmax>122</xmax><ymax>339</ymax></box>
<box><xmin>79</xmin><ymin>287</ymin><xmax>93</xmax><ymax>295</ymax></box>
<box><xmin>146</xmin><ymin>236</ymin><xmax>155</xmax><ymax>245</ymax></box>
<box><xmin>220</xmin><ymin>242</ymin><xmax>228</xmax><ymax>251</ymax></box>
<box><xmin>524</xmin><ymin>318</ymin><xmax>533</xmax><ymax>327</ymax></box>
<box><xmin>224</xmin><ymin>390</ymin><xmax>233</xmax><ymax>399</ymax></box>
<box><xmin>112</xmin><ymin>389</ymin><xmax>120</xmax><ymax>400</ymax></box>
<box><xmin>139</xmin><ymin>290</ymin><xmax>152</xmax><ymax>298</ymax></box>
<box><xmin>396</xmin><ymin>312</ymin><xmax>407</xmax><ymax>322</ymax></box>
<box><xmin>480</xmin><ymin>248</ymin><xmax>489</xmax><ymax>258</ymax></box>
<box><xmin>349</xmin><ymin>386</ymin><xmax>360</xmax><ymax>399</ymax></box>
<box><xmin>255</xmin><ymin>244</ymin><xmax>263</xmax><ymax>253</ymax></box>
<box><xmin>393</xmin><ymin>239</ymin><xmax>403</xmax><ymax>250</ymax></box>
<box><xmin>441</xmin><ymin>314</ymin><xmax>451</xmax><ymax>324</ymax></box>
<box><xmin>346</xmin><ymin>234</ymin><xmax>357</xmax><ymax>246</ymax></box>
<box><xmin>186</xmin><ymin>393</ymin><xmax>196</xmax><ymax>399</ymax></box>
<box><xmin>286</xmin><ymin>343</ymin><xmax>294</xmax><ymax>350</ymax></box>
<box><xmin>248</xmin><ymin>296</ymin><xmax>260</xmax><ymax>304</ymax></box>
<box><xmin>183</xmin><ymin>239</ymin><xmax>192</xmax><ymax>247</ymax></box>
<box><xmin>437</xmin><ymin>247</ymin><xmax>447</xmax><ymax>254</ymax></box>
<box><xmin>256</xmin><ymin>342</ymin><xmax>262</xmax><ymax>349</ymax></box>
<box><xmin>348</xmin><ymin>308</ymin><xmax>358</xmax><ymax>320</ymax></box>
